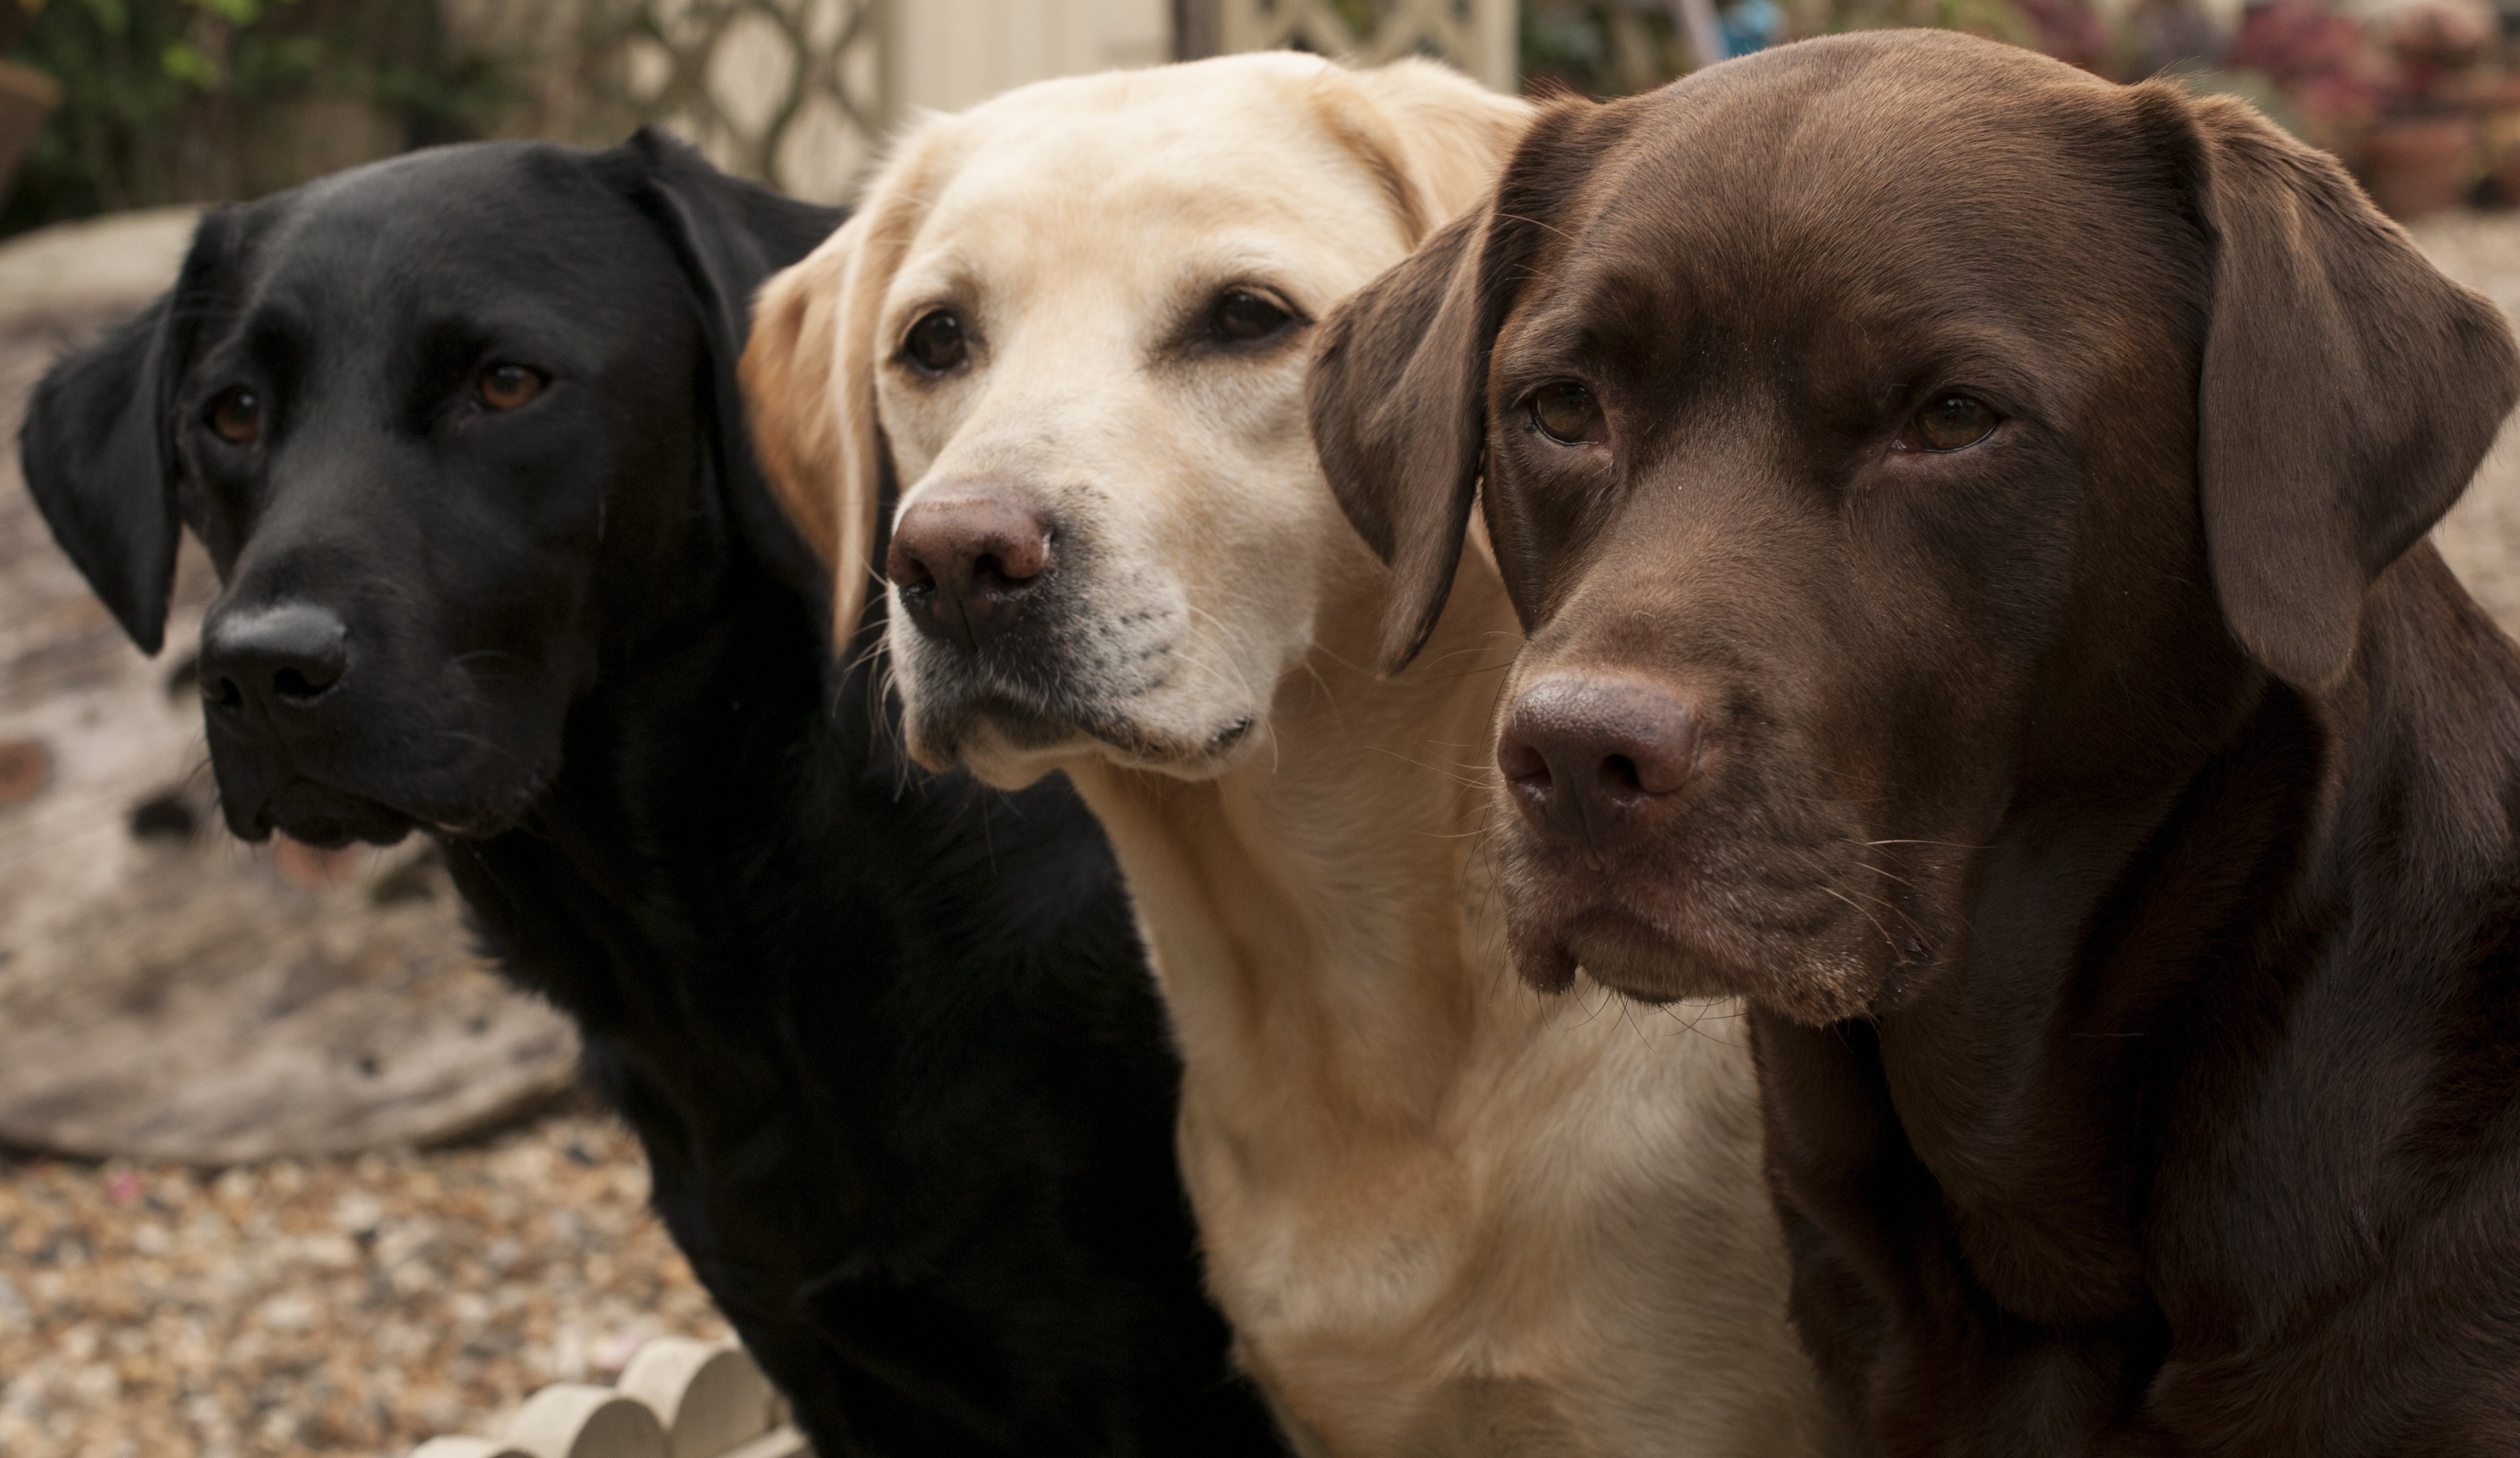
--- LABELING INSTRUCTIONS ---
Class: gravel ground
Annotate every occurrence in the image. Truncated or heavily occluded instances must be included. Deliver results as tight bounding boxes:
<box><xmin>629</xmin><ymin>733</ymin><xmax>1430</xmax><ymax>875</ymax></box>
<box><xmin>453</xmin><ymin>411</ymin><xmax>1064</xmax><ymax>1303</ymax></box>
<box><xmin>0</xmin><ymin>206</ymin><xmax>2511</xmax><ymax>1458</ymax></box>
<box><xmin>0</xmin><ymin>1099</ymin><xmax>727</xmax><ymax>1457</ymax></box>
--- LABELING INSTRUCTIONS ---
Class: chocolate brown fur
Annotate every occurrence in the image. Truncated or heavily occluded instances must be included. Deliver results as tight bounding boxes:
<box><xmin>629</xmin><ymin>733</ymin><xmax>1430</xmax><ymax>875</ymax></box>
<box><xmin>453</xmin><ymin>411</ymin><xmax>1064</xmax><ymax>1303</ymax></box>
<box><xmin>1312</xmin><ymin>30</ymin><xmax>2520</xmax><ymax>1454</ymax></box>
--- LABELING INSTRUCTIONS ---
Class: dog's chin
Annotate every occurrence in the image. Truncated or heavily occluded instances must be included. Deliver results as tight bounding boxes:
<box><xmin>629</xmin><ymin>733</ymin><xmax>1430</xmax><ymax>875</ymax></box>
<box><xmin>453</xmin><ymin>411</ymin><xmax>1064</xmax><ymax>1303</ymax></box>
<box><xmin>906</xmin><ymin>685</ymin><xmax>1259</xmax><ymax>788</ymax></box>
<box><xmin>902</xmin><ymin>696</ymin><xmax>1085</xmax><ymax>788</ymax></box>
<box><xmin>1499</xmin><ymin>845</ymin><xmax>1892</xmax><ymax>1024</ymax></box>
<box><xmin>225</xmin><ymin>766</ymin><xmax>550</xmax><ymax>849</ymax></box>
<box><xmin>1514</xmin><ymin>907</ymin><xmax>1740</xmax><ymax>1004</ymax></box>
<box><xmin>1506</xmin><ymin>899</ymin><xmax>1885</xmax><ymax>1023</ymax></box>
<box><xmin>206</xmin><ymin>702</ymin><xmax>560</xmax><ymax>848</ymax></box>
<box><xmin>236</xmin><ymin>779</ymin><xmax>421</xmax><ymax>849</ymax></box>
<box><xmin>1086</xmin><ymin>709</ymin><xmax>1258</xmax><ymax>782</ymax></box>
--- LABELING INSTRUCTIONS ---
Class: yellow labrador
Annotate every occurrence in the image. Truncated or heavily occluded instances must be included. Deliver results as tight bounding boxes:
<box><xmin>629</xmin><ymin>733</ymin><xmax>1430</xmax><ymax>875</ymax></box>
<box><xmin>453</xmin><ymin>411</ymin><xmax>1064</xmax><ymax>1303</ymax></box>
<box><xmin>744</xmin><ymin>53</ymin><xmax>1826</xmax><ymax>1457</ymax></box>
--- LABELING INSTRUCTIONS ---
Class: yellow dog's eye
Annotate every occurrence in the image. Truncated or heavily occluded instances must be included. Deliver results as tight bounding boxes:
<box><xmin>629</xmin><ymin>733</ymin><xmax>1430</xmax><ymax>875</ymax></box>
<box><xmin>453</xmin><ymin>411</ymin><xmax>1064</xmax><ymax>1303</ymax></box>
<box><xmin>206</xmin><ymin>386</ymin><xmax>262</xmax><ymax>445</ymax></box>
<box><xmin>1212</xmin><ymin>289</ymin><xmax>1293</xmax><ymax>344</ymax></box>
<box><xmin>904</xmin><ymin>310</ymin><xmax>968</xmax><ymax>375</ymax></box>
<box><xmin>1529</xmin><ymin>382</ymin><xmax>1605</xmax><ymax>446</ymax></box>
<box><xmin>1900</xmin><ymin>393</ymin><xmax>1997</xmax><ymax>452</ymax></box>
<box><xmin>479</xmin><ymin>363</ymin><xmax>546</xmax><ymax>412</ymax></box>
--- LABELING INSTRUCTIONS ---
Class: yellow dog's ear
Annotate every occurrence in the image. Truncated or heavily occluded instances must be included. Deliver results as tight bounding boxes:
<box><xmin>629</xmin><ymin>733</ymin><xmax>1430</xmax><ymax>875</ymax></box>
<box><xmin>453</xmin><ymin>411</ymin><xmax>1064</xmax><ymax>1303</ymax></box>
<box><xmin>1316</xmin><ymin>57</ymin><xmax>1534</xmax><ymax>246</ymax></box>
<box><xmin>741</xmin><ymin>125</ymin><xmax>946</xmax><ymax>649</ymax></box>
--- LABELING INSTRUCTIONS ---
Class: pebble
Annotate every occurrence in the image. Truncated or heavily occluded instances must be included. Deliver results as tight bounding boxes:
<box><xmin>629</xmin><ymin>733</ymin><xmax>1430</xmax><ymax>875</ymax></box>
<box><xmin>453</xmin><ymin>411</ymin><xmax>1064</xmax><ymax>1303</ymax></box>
<box><xmin>0</xmin><ymin>1100</ymin><xmax>728</xmax><ymax>1457</ymax></box>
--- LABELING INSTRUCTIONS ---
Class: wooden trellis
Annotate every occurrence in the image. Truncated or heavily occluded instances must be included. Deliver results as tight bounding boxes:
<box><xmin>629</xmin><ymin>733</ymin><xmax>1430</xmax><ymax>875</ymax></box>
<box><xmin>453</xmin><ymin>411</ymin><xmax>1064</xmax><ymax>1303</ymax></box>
<box><xmin>446</xmin><ymin>0</ymin><xmax>1513</xmax><ymax>204</ymax></box>
<box><xmin>578</xmin><ymin>0</ymin><xmax>887</xmax><ymax>204</ymax></box>
<box><xmin>1179</xmin><ymin>0</ymin><xmax>1518</xmax><ymax>91</ymax></box>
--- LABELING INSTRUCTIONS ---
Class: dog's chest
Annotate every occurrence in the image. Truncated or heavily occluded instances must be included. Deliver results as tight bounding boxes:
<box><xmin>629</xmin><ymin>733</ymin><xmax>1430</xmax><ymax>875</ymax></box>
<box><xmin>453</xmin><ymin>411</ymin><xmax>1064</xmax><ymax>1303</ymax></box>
<box><xmin>1179</xmin><ymin>1014</ymin><xmax>1796</xmax><ymax>1457</ymax></box>
<box><xmin>1192</xmin><ymin>1157</ymin><xmax>1654</xmax><ymax>1458</ymax></box>
<box><xmin>1765</xmin><ymin>1012</ymin><xmax>2152</xmax><ymax>1325</ymax></box>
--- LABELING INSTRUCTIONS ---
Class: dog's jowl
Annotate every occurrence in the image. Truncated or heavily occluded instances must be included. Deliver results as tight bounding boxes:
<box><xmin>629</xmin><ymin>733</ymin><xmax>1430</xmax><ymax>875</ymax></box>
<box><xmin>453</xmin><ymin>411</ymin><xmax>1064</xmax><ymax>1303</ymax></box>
<box><xmin>22</xmin><ymin>134</ymin><xmax>1279</xmax><ymax>1457</ymax></box>
<box><xmin>1315</xmin><ymin>30</ymin><xmax>2520</xmax><ymax>1455</ymax></box>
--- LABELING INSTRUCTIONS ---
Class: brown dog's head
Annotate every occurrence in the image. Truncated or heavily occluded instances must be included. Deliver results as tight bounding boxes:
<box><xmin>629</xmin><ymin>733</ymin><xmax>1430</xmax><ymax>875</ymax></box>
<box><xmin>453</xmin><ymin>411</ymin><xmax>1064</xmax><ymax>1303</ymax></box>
<box><xmin>1311</xmin><ymin>31</ymin><xmax>2519</xmax><ymax>1021</ymax></box>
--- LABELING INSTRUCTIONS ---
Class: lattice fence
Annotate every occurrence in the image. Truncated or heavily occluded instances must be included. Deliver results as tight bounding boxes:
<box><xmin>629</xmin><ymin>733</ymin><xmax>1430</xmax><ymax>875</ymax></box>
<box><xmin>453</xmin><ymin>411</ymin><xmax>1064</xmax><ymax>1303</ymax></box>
<box><xmin>584</xmin><ymin>0</ymin><xmax>885</xmax><ymax>204</ymax></box>
<box><xmin>447</xmin><ymin>0</ymin><xmax>1515</xmax><ymax>202</ymax></box>
<box><xmin>1181</xmin><ymin>0</ymin><xmax>1518</xmax><ymax>91</ymax></box>
<box><xmin>446</xmin><ymin>0</ymin><xmax>885</xmax><ymax>204</ymax></box>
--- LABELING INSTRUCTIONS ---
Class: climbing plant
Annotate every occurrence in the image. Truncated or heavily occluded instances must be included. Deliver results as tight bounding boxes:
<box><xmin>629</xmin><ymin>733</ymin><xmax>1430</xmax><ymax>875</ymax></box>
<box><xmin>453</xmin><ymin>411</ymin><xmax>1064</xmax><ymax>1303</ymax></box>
<box><xmin>4</xmin><ymin>0</ymin><xmax>507</xmax><ymax>235</ymax></box>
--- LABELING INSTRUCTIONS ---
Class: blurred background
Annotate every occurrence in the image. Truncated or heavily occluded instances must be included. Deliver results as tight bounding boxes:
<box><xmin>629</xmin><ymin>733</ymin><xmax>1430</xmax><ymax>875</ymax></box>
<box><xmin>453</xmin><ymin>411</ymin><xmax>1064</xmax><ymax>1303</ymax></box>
<box><xmin>0</xmin><ymin>1</ymin><xmax>2515</xmax><ymax>1455</ymax></box>
<box><xmin>5</xmin><ymin>0</ymin><xmax>2520</xmax><ymax>233</ymax></box>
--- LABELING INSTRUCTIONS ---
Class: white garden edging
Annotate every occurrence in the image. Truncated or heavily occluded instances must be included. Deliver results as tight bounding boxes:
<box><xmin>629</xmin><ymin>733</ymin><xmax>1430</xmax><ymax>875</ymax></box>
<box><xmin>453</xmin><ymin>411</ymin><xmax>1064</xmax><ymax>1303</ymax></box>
<box><xmin>406</xmin><ymin>1338</ymin><xmax>809</xmax><ymax>1458</ymax></box>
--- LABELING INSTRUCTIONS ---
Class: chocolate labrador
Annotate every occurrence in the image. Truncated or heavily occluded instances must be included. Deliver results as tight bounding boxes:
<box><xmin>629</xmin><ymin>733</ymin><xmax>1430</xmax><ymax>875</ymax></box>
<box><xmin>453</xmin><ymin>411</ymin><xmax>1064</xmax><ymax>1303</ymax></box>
<box><xmin>22</xmin><ymin>133</ymin><xmax>1276</xmax><ymax>1456</ymax></box>
<box><xmin>1313</xmin><ymin>30</ymin><xmax>2520</xmax><ymax>1455</ymax></box>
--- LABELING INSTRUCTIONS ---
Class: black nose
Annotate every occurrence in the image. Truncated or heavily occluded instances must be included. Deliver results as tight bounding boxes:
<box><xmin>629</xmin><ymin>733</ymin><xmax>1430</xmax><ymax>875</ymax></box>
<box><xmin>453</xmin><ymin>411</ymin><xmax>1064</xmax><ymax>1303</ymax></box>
<box><xmin>887</xmin><ymin>486</ymin><xmax>1056</xmax><ymax>652</ymax></box>
<box><xmin>200</xmin><ymin>602</ymin><xmax>351</xmax><ymax>721</ymax></box>
<box><xmin>1496</xmin><ymin>674</ymin><xmax>1701</xmax><ymax>846</ymax></box>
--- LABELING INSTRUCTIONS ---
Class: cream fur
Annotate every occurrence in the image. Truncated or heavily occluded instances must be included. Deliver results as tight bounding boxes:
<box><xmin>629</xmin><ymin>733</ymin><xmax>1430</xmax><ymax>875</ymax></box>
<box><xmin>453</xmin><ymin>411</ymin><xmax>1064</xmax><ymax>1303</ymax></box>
<box><xmin>744</xmin><ymin>53</ymin><xmax>1825</xmax><ymax>1457</ymax></box>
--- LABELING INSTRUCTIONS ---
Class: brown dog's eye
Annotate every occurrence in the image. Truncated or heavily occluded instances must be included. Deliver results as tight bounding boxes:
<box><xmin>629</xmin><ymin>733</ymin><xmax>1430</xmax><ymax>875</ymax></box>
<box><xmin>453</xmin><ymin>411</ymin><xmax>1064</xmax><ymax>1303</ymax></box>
<box><xmin>1212</xmin><ymin>289</ymin><xmax>1294</xmax><ymax>344</ymax></box>
<box><xmin>206</xmin><ymin>387</ymin><xmax>262</xmax><ymax>445</ymax></box>
<box><xmin>904</xmin><ymin>310</ymin><xmax>968</xmax><ymax>375</ymax></box>
<box><xmin>478</xmin><ymin>363</ymin><xmax>546</xmax><ymax>412</ymax></box>
<box><xmin>1530</xmin><ymin>382</ymin><xmax>1605</xmax><ymax>446</ymax></box>
<box><xmin>1902</xmin><ymin>393</ymin><xmax>1996</xmax><ymax>452</ymax></box>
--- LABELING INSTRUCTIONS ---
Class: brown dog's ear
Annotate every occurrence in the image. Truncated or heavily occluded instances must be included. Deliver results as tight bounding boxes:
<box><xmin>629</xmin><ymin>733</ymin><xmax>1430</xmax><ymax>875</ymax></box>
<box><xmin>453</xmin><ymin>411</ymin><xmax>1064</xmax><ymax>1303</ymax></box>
<box><xmin>2172</xmin><ymin>89</ymin><xmax>2520</xmax><ymax>690</ymax></box>
<box><xmin>1309</xmin><ymin>207</ymin><xmax>1498</xmax><ymax>673</ymax></box>
<box><xmin>1311</xmin><ymin>97</ymin><xmax>1602</xmax><ymax>675</ymax></box>
<box><xmin>741</xmin><ymin>124</ymin><xmax>947</xmax><ymax>649</ymax></box>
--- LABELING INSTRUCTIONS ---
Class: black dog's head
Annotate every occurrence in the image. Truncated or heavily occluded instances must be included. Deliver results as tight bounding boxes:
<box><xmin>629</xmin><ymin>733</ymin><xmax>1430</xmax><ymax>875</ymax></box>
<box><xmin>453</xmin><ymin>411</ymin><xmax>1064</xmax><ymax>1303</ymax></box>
<box><xmin>22</xmin><ymin>132</ymin><xmax>840</xmax><ymax>846</ymax></box>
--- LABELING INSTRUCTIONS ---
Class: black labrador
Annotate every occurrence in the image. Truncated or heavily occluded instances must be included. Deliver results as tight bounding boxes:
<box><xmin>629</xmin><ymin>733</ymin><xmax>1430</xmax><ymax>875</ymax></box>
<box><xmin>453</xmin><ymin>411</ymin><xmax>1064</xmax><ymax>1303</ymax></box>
<box><xmin>1314</xmin><ymin>31</ymin><xmax>2520</xmax><ymax>1456</ymax></box>
<box><xmin>22</xmin><ymin>132</ymin><xmax>1278</xmax><ymax>1457</ymax></box>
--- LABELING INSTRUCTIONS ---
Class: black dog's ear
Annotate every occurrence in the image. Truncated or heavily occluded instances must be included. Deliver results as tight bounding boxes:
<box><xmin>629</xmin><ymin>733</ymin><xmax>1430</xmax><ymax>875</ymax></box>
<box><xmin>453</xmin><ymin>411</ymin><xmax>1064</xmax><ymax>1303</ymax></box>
<box><xmin>20</xmin><ymin>272</ymin><xmax>205</xmax><ymax>654</ymax></box>
<box><xmin>2161</xmin><ymin>87</ymin><xmax>2520</xmax><ymax>690</ymax></box>
<box><xmin>595</xmin><ymin>129</ymin><xmax>850</xmax><ymax>604</ymax></box>
<box><xmin>1309</xmin><ymin>99</ymin><xmax>1593</xmax><ymax>675</ymax></box>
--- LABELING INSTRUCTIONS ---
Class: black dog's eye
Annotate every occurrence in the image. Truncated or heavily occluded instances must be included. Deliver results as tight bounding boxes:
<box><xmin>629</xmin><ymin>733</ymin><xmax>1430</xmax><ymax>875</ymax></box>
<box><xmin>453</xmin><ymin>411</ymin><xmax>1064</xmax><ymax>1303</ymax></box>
<box><xmin>1212</xmin><ymin>288</ymin><xmax>1295</xmax><ymax>344</ymax></box>
<box><xmin>903</xmin><ymin>310</ymin><xmax>969</xmax><ymax>375</ymax></box>
<box><xmin>478</xmin><ymin>363</ymin><xmax>546</xmax><ymax>412</ymax></box>
<box><xmin>1898</xmin><ymin>393</ymin><xmax>1998</xmax><ymax>453</ymax></box>
<box><xmin>206</xmin><ymin>387</ymin><xmax>262</xmax><ymax>446</ymax></box>
<box><xmin>1529</xmin><ymin>382</ymin><xmax>1605</xmax><ymax>446</ymax></box>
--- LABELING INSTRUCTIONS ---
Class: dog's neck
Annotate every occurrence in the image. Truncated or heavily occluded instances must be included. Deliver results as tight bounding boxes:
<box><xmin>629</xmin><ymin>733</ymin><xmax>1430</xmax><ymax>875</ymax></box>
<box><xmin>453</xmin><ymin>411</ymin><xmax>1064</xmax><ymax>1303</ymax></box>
<box><xmin>1054</xmin><ymin>547</ymin><xmax>1815</xmax><ymax>1450</ymax></box>
<box><xmin>453</xmin><ymin>534</ymin><xmax>850</xmax><ymax>996</ymax></box>
<box><xmin>584</xmin><ymin>548</ymin><xmax>837</xmax><ymax>809</ymax></box>
<box><xmin>1066</xmin><ymin>553</ymin><xmax>1524</xmax><ymax>1151</ymax></box>
<box><xmin>1848</xmin><ymin>544</ymin><xmax>2520</xmax><ymax>1333</ymax></box>
<box><xmin>1903</xmin><ymin>546</ymin><xmax>2520</xmax><ymax>1036</ymax></box>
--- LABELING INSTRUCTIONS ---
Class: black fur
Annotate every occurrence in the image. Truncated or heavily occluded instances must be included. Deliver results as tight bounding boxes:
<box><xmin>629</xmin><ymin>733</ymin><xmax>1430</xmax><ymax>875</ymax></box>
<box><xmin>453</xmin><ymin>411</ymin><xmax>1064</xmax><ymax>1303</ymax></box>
<box><xmin>18</xmin><ymin>133</ymin><xmax>1279</xmax><ymax>1456</ymax></box>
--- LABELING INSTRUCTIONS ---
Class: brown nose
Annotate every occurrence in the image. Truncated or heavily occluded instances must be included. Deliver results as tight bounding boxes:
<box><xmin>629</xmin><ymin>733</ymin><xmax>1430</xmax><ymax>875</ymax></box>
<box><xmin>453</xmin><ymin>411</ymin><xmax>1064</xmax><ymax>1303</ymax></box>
<box><xmin>888</xmin><ymin>487</ymin><xmax>1056</xmax><ymax>652</ymax></box>
<box><xmin>1496</xmin><ymin>675</ymin><xmax>1700</xmax><ymax>846</ymax></box>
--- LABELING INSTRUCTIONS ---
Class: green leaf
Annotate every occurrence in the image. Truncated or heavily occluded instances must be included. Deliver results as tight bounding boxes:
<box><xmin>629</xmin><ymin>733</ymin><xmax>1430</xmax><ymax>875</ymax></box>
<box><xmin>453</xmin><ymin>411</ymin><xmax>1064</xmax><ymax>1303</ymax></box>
<box><xmin>185</xmin><ymin>0</ymin><xmax>260</xmax><ymax>25</ymax></box>
<box><xmin>159</xmin><ymin>37</ymin><xmax>211</xmax><ymax>86</ymax></box>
